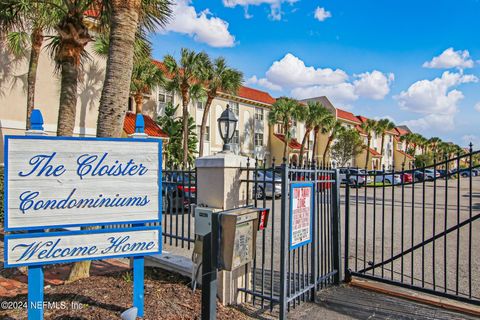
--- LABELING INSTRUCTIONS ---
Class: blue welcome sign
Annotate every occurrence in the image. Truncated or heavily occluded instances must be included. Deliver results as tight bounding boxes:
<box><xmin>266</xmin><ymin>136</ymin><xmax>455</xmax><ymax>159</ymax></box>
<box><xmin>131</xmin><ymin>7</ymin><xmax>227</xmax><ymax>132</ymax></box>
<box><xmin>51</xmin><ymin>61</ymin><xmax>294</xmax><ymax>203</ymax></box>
<box><xmin>3</xmin><ymin>110</ymin><xmax>162</xmax><ymax>319</ymax></box>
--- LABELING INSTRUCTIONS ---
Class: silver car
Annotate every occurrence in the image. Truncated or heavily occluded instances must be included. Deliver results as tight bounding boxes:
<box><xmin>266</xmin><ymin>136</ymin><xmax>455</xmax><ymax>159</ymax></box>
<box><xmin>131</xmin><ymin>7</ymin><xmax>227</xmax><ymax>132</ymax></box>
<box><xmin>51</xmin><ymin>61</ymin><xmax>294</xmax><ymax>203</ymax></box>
<box><xmin>253</xmin><ymin>170</ymin><xmax>282</xmax><ymax>199</ymax></box>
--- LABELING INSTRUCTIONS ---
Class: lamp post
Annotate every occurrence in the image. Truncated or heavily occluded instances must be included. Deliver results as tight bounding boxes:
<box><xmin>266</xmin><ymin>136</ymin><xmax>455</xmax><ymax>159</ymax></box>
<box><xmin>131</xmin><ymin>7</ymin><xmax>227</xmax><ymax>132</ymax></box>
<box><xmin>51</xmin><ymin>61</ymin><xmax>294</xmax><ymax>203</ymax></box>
<box><xmin>217</xmin><ymin>104</ymin><xmax>238</xmax><ymax>153</ymax></box>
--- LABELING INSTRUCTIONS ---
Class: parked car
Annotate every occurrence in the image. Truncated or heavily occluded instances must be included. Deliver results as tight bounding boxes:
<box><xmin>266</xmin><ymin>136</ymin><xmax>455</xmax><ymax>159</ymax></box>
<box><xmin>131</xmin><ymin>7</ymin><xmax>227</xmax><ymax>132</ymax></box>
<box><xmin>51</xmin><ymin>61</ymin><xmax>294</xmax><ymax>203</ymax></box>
<box><xmin>253</xmin><ymin>170</ymin><xmax>282</xmax><ymax>199</ymax></box>
<box><xmin>457</xmin><ymin>168</ymin><xmax>477</xmax><ymax>177</ymax></box>
<box><xmin>163</xmin><ymin>173</ymin><xmax>196</xmax><ymax>213</ymax></box>
<box><xmin>368</xmin><ymin>170</ymin><xmax>402</xmax><ymax>185</ymax></box>
<box><xmin>424</xmin><ymin>169</ymin><xmax>441</xmax><ymax>180</ymax></box>
<box><xmin>339</xmin><ymin>168</ymin><xmax>371</xmax><ymax>187</ymax></box>
<box><xmin>437</xmin><ymin>169</ymin><xmax>448</xmax><ymax>178</ymax></box>
<box><xmin>399</xmin><ymin>172</ymin><xmax>413</xmax><ymax>183</ymax></box>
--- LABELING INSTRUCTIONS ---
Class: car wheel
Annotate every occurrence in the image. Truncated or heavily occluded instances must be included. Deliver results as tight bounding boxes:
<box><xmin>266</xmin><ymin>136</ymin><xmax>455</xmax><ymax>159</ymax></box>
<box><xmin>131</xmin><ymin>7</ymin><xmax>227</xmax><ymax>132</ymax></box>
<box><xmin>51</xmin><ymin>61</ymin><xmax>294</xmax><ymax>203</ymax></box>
<box><xmin>461</xmin><ymin>173</ymin><xmax>468</xmax><ymax>177</ymax></box>
<box><xmin>385</xmin><ymin>179</ymin><xmax>391</xmax><ymax>184</ymax></box>
<box><xmin>256</xmin><ymin>186</ymin><xmax>265</xmax><ymax>199</ymax></box>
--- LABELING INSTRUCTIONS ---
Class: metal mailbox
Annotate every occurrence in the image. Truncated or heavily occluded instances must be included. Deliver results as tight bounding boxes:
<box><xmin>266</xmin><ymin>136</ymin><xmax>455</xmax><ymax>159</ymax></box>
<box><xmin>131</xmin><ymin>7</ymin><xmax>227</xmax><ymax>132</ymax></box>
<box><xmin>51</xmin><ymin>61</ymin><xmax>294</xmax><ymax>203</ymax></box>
<box><xmin>193</xmin><ymin>207</ymin><xmax>269</xmax><ymax>272</ymax></box>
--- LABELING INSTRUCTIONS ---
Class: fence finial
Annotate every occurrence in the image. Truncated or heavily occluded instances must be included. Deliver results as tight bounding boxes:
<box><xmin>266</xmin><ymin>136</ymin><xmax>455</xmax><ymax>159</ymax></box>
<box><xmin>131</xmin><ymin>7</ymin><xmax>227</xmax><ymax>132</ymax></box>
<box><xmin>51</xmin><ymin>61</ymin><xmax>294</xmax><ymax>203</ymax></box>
<box><xmin>30</xmin><ymin>109</ymin><xmax>44</xmax><ymax>131</ymax></box>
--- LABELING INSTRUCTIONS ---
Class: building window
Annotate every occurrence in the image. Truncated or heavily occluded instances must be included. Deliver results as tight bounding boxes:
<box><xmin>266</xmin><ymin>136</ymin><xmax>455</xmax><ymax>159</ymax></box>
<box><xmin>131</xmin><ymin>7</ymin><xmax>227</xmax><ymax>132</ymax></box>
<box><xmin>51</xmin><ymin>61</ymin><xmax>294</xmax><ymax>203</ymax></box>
<box><xmin>255</xmin><ymin>108</ymin><xmax>264</xmax><ymax>121</ymax></box>
<box><xmin>197</xmin><ymin>100</ymin><xmax>204</xmax><ymax>109</ymax></box>
<box><xmin>254</xmin><ymin>133</ymin><xmax>264</xmax><ymax>147</ymax></box>
<box><xmin>230</xmin><ymin>101</ymin><xmax>239</xmax><ymax>116</ymax></box>
<box><xmin>232</xmin><ymin>130</ymin><xmax>239</xmax><ymax>145</ymax></box>
<box><xmin>197</xmin><ymin>126</ymin><xmax>210</xmax><ymax>142</ymax></box>
<box><xmin>158</xmin><ymin>87</ymin><xmax>173</xmax><ymax>108</ymax></box>
<box><xmin>275</xmin><ymin>123</ymin><xmax>285</xmax><ymax>135</ymax></box>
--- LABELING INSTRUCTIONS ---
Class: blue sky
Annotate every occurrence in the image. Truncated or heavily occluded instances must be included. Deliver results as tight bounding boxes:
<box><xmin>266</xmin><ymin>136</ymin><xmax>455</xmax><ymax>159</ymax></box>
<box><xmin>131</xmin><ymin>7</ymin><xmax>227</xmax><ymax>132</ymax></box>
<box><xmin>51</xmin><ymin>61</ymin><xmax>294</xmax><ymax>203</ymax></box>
<box><xmin>151</xmin><ymin>0</ymin><xmax>480</xmax><ymax>147</ymax></box>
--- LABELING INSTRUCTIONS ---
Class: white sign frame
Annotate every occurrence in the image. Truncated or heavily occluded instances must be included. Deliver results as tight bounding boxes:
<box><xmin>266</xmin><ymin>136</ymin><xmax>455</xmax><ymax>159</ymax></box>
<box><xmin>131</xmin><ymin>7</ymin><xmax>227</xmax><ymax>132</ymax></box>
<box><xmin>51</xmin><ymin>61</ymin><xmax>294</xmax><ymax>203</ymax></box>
<box><xmin>4</xmin><ymin>226</ymin><xmax>161</xmax><ymax>267</ymax></box>
<box><xmin>4</xmin><ymin>135</ymin><xmax>162</xmax><ymax>231</ymax></box>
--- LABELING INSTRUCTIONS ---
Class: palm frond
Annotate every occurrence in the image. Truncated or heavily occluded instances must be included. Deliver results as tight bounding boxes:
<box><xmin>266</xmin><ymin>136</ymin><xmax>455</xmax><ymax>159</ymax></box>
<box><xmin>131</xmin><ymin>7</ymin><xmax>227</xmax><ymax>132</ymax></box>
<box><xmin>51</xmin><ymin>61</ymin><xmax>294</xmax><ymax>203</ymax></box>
<box><xmin>5</xmin><ymin>31</ymin><xmax>29</xmax><ymax>56</ymax></box>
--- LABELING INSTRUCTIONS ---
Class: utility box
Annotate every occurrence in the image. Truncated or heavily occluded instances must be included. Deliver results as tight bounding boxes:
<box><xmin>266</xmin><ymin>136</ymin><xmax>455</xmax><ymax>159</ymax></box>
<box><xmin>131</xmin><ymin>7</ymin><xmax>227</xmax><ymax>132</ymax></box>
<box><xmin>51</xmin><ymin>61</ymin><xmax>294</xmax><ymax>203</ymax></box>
<box><xmin>193</xmin><ymin>207</ymin><xmax>269</xmax><ymax>272</ymax></box>
<box><xmin>219</xmin><ymin>207</ymin><xmax>259</xmax><ymax>271</ymax></box>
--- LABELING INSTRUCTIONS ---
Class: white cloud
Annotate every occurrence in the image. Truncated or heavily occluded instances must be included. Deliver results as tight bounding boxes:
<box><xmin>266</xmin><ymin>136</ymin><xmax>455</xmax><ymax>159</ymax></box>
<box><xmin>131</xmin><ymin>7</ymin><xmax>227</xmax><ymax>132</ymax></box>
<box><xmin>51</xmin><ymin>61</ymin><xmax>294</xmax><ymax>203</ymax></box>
<box><xmin>423</xmin><ymin>48</ymin><xmax>474</xmax><ymax>69</ymax></box>
<box><xmin>246</xmin><ymin>75</ymin><xmax>282</xmax><ymax>91</ymax></box>
<box><xmin>314</xmin><ymin>7</ymin><xmax>331</xmax><ymax>21</ymax></box>
<box><xmin>353</xmin><ymin>71</ymin><xmax>394</xmax><ymax>100</ymax></box>
<box><xmin>291</xmin><ymin>83</ymin><xmax>358</xmax><ymax>105</ymax></box>
<box><xmin>396</xmin><ymin>71</ymin><xmax>478</xmax><ymax>132</ymax></box>
<box><xmin>462</xmin><ymin>135</ymin><xmax>480</xmax><ymax>147</ymax></box>
<box><xmin>396</xmin><ymin>71</ymin><xmax>478</xmax><ymax>115</ymax></box>
<box><xmin>475</xmin><ymin>102</ymin><xmax>480</xmax><ymax>112</ymax></box>
<box><xmin>265</xmin><ymin>53</ymin><xmax>348</xmax><ymax>87</ymax></box>
<box><xmin>163</xmin><ymin>0</ymin><xmax>235</xmax><ymax>47</ymax></box>
<box><xmin>402</xmin><ymin>114</ymin><xmax>456</xmax><ymax>132</ymax></box>
<box><xmin>222</xmin><ymin>0</ymin><xmax>299</xmax><ymax>20</ymax></box>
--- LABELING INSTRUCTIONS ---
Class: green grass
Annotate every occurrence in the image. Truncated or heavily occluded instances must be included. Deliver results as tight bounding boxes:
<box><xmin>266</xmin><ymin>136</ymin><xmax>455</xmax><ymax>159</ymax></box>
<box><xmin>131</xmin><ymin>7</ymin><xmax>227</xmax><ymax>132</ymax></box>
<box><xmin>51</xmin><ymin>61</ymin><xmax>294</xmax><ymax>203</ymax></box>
<box><xmin>367</xmin><ymin>181</ymin><xmax>392</xmax><ymax>187</ymax></box>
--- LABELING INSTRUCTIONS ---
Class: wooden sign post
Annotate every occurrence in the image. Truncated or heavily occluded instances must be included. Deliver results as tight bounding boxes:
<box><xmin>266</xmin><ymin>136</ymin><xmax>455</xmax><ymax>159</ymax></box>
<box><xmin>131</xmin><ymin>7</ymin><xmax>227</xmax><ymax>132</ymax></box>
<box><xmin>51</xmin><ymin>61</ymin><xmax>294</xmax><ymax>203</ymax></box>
<box><xmin>4</xmin><ymin>110</ymin><xmax>162</xmax><ymax>319</ymax></box>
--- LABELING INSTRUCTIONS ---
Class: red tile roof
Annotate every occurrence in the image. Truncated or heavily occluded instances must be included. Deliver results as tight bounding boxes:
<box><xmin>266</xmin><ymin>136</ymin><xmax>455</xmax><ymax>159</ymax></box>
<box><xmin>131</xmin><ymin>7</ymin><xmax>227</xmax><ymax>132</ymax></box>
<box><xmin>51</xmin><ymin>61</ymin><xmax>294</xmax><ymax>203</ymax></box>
<box><xmin>124</xmin><ymin>112</ymin><xmax>168</xmax><ymax>138</ymax></box>
<box><xmin>236</xmin><ymin>86</ymin><xmax>276</xmax><ymax>105</ymax></box>
<box><xmin>356</xmin><ymin>115</ymin><xmax>368</xmax><ymax>123</ymax></box>
<box><xmin>369</xmin><ymin>148</ymin><xmax>382</xmax><ymax>157</ymax></box>
<box><xmin>274</xmin><ymin>134</ymin><xmax>303</xmax><ymax>150</ymax></box>
<box><xmin>395</xmin><ymin>127</ymin><xmax>409</xmax><ymax>136</ymax></box>
<box><xmin>336</xmin><ymin>109</ymin><xmax>361</xmax><ymax>124</ymax></box>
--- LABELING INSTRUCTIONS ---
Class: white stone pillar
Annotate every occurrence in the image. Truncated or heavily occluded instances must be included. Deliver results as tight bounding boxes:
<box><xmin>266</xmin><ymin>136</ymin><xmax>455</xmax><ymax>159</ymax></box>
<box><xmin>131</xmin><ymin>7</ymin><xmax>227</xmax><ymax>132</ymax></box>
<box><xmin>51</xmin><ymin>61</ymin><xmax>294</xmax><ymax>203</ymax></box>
<box><xmin>195</xmin><ymin>153</ymin><xmax>252</xmax><ymax>305</ymax></box>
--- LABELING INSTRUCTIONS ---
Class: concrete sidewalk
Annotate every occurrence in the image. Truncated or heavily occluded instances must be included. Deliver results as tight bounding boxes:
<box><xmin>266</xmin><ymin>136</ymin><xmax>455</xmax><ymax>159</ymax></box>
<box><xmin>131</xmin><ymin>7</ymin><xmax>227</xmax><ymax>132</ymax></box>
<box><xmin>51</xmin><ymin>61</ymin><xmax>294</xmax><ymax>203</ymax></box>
<box><xmin>288</xmin><ymin>285</ymin><xmax>478</xmax><ymax>320</ymax></box>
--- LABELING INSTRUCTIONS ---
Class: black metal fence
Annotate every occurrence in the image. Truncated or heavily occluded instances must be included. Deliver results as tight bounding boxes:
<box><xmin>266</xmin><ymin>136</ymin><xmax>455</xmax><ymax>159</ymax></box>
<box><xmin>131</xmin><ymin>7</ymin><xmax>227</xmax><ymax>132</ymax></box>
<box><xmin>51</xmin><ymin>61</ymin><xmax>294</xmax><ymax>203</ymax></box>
<box><xmin>344</xmin><ymin>148</ymin><xmax>480</xmax><ymax>306</ymax></box>
<box><xmin>161</xmin><ymin>167</ymin><xmax>197</xmax><ymax>249</ymax></box>
<box><xmin>239</xmin><ymin>159</ymin><xmax>341</xmax><ymax>318</ymax></box>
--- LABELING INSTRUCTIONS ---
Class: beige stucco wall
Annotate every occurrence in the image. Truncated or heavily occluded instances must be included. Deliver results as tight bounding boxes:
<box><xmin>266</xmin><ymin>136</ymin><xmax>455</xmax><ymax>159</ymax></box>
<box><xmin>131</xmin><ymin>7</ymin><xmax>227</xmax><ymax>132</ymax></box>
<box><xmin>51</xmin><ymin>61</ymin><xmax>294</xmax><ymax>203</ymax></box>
<box><xmin>0</xmin><ymin>39</ymin><xmax>107</xmax><ymax>163</ymax></box>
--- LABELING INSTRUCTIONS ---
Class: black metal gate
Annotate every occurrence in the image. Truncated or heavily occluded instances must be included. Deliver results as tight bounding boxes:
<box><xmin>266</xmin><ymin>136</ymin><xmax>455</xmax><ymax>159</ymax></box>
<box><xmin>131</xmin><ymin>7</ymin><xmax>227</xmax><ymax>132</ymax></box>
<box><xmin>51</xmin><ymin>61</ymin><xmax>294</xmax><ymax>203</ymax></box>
<box><xmin>239</xmin><ymin>159</ymin><xmax>341</xmax><ymax>319</ymax></box>
<box><xmin>344</xmin><ymin>147</ymin><xmax>480</xmax><ymax>306</ymax></box>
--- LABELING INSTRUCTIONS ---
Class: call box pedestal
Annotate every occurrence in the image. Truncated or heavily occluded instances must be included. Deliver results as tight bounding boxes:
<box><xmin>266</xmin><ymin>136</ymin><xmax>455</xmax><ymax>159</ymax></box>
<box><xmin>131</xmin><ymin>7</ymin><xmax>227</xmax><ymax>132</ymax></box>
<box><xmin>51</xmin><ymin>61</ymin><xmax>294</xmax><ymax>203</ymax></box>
<box><xmin>195</xmin><ymin>154</ymin><xmax>252</xmax><ymax>306</ymax></box>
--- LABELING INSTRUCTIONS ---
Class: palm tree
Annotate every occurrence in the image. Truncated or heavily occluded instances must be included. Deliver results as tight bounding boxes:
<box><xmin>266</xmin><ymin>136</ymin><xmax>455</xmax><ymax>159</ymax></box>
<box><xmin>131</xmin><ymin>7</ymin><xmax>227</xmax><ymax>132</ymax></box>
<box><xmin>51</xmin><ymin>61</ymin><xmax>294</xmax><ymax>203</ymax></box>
<box><xmin>268</xmin><ymin>97</ymin><xmax>302</xmax><ymax>162</ymax></box>
<box><xmin>297</xmin><ymin>101</ymin><xmax>328</xmax><ymax>164</ymax></box>
<box><xmin>93</xmin><ymin>34</ymin><xmax>163</xmax><ymax>114</ymax></box>
<box><xmin>71</xmin><ymin>0</ymin><xmax>171</xmax><ymax>282</ymax></box>
<box><xmin>0</xmin><ymin>1</ymin><xmax>57</xmax><ymax>129</ymax></box>
<box><xmin>361</xmin><ymin>119</ymin><xmax>378</xmax><ymax>168</ymax></box>
<box><xmin>97</xmin><ymin>0</ymin><xmax>172</xmax><ymax>138</ymax></box>
<box><xmin>428</xmin><ymin>137</ymin><xmax>442</xmax><ymax>154</ymax></box>
<box><xmin>399</xmin><ymin>133</ymin><xmax>415</xmax><ymax>165</ymax></box>
<box><xmin>321</xmin><ymin>118</ymin><xmax>341</xmax><ymax>165</ymax></box>
<box><xmin>164</xmin><ymin>48</ymin><xmax>209</xmax><ymax>167</ymax></box>
<box><xmin>198</xmin><ymin>57</ymin><xmax>243</xmax><ymax>157</ymax></box>
<box><xmin>130</xmin><ymin>57</ymin><xmax>165</xmax><ymax>114</ymax></box>
<box><xmin>376</xmin><ymin>118</ymin><xmax>396</xmax><ymax>167</ymax></box>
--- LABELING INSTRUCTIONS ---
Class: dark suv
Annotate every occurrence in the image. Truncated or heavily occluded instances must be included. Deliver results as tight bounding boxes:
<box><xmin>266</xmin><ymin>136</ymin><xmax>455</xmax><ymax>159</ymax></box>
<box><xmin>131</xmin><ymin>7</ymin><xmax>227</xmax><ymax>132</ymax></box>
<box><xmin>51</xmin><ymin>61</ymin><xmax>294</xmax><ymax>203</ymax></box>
<box><xmin>163</xmin><ymin>172</ymin><xmax>196</xmax><ymax>213</ymax></box>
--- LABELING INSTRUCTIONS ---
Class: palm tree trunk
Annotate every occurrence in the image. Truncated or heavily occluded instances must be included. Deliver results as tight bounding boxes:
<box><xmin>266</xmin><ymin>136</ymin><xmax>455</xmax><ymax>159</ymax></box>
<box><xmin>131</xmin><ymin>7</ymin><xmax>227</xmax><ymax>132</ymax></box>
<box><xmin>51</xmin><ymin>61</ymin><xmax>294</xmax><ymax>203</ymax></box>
<box><xmin>365</xmin><ymin>138</ymin><xmax>371</xmax><ymax>169</ymax></box>
<box><xmin>323</xmin><ymin>135</ymin><xmax>333</xmax><ymax>165</ymax></box>
<box><xmin>299</xmin><ymin>127</ymin><xmax>311</xmax><ymax>165</ymax></box>
<box><xmin>182</xmin><ymin>95</ymin><xmax>190</xmax><ymax>167</ymax></box>
<box><xmin>199</xmin><ymin>95</ymin><xmax>214</xmax><ymax>157</ymax></box>
<box><xmin>380</xmin><ymin>135</ymin><xmax>385</xmax><ymax>168</ymax></box>
<box><xmin>97</xmin><ymin>0</ymin><xmax>141</xmax><ymax>138</ymax></box>
<box><xmin>311</xmin><ymin>127</ymin><xmax>319</xmax><ymax>164</ymax></box>
<box><xmin>283</xmin><ymin>124</ymin><xmax>290</xmax><ymax>163</ymax></box>
<box><xmin>26</xmin><ymin>28</ymin><xmax>43</xmax><ymax>130</ymax></box>
<box><xmin>56</xmin><ymin>59</ymin><xmax>78</xmax><ymax>137</ymax></box>
<box><xmin>74</xmin><ymin>0</ymin><xmax>140</xmax><ymax>283</ymax></box>
<box><xmin>134</xmin><ymin>93</ymin><xmax>143</xmax><ymax>114</ymax></box>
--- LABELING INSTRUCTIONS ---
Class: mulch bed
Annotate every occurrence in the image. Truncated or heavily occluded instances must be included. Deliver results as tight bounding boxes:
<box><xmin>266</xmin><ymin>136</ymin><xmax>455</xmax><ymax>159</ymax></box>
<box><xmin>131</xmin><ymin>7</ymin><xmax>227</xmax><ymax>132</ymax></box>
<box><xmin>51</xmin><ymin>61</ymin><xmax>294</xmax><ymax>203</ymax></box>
<box><xmin>0</xmin><ymin>267</ymin><xmax>254</xmax><ymax>320</ymax></box>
